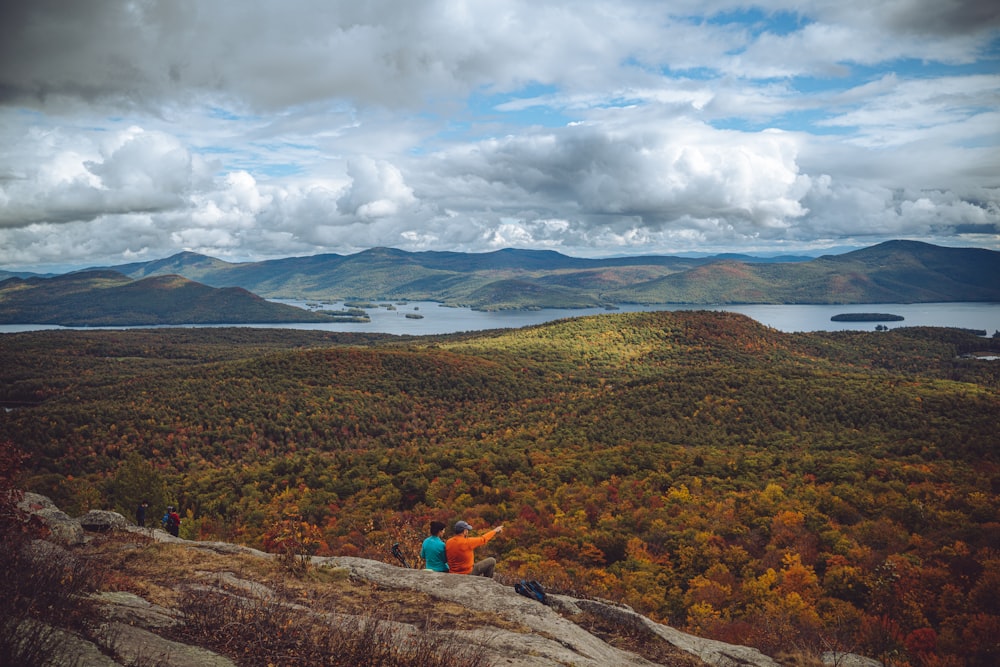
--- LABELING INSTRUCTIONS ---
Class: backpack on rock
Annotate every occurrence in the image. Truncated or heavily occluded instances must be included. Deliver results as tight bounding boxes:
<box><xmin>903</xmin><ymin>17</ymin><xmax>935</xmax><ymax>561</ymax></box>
<box><xmin>514</xmin><ymin>579</ymin><xmax>548</xmax><ymax>605</ymax></box>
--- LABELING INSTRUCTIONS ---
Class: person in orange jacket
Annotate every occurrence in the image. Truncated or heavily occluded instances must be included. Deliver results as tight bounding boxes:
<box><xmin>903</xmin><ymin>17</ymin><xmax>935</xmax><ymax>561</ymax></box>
<box><xmin>445</xmin><ymin>520</ymin><xmax>504</xmax><ymax>577</ymax></box>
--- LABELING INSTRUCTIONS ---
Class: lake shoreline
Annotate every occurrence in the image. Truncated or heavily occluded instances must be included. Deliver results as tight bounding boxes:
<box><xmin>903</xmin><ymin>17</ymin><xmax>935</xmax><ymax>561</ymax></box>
<box><xmin>2</xmin><ymin>301</ymin><xmax>998</xmax><ymax>336</ymax></box>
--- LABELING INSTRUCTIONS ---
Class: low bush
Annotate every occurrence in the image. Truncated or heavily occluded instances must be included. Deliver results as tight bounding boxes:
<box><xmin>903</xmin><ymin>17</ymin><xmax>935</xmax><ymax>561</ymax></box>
<box><xmin>0</xmin><ymin>441</ymin><xmax>101</xmax><ymax>666</ymax></box>
<box><xmin>176</xmin><ymin>584</ymin><xmax>490</xmax><ymax>667</ymax></box>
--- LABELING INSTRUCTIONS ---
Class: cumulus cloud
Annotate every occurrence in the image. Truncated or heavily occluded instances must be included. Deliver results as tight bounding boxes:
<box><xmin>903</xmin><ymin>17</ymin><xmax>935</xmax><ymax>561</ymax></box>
<box><xmin>0</xmin><ymin>125</ymin><xmax>213</xmax><ymax>228</ymax></box>
<box><xmin>798</xmin><ymin>178</ymin><xmax>1000</xmax><ymax>241</ymax></box>
<box><xmin>337</xmin><ymin>158</ymin><xmax>417</xmax><ymax>220</ymax></box>
<box><xmin>0</xmin><ymin>0</ymin><xmax>997</xmax><ymax>270</ymax></box>
<box><xmin>424</xmin><ymin>120</ymin><xmax>811</xmax><ymax>232</ymax></box>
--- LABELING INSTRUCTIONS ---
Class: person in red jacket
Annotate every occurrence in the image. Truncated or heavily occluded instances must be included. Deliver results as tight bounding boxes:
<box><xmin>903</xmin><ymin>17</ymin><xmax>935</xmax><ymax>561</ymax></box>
<box><xmin>445</xmin><ymin>520</ymin><xmax>504</xmax><ymax>577</ymax></box>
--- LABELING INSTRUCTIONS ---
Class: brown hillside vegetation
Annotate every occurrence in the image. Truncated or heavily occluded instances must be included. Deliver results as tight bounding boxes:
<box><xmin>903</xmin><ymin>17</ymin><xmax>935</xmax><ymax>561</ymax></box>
<box><xmin>4</xmin><ymin>489</ymin><xmax>721</xmax><ymax>666</ymax></box>
<box><xmin>1</xmin><ymin>310</ymin><xmax>999</xmax><ymax>666</ymax></box>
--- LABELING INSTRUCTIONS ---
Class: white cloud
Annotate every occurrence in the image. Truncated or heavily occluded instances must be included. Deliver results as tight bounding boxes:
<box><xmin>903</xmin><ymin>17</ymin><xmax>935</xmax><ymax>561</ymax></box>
<box><xmin>337</xmin><ymin>158</ymin><xmax>417</xmax><ymax>220</ymax></box>
<box><xmin>0</xmin><ymin>125</ymin><xmax>213</xmax><ymax>228</ymax></box>
<box><xmin>818</xmin><ymin>75</ymin><xmax>1000</xmax><ymax>148</ymax></box>
<box><xmin>421</xmin><ymin>119</ymin><xmax>811</xmax><ymax>234</ymax></box>
<box><xmin>0</xmin><ymin>0</ymin><xmax>998</xmax><ymax>270</ymax></box>
<box><xmin>4</xmin><ymin>1</ymin><xmax>988</xmax><ymax>112</ymax></box>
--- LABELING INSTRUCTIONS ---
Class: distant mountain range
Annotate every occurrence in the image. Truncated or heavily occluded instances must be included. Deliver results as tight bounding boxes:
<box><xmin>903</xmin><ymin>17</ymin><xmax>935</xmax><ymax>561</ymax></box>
<box><xmin>1</xmin><ymin>240</ymin><xmax>997</xmax><ymax>325</ymax></box>
<box><xmin>110</xmin><ymin>240</ymin><xmax>1000</xmax><ymax>308</ymax></box>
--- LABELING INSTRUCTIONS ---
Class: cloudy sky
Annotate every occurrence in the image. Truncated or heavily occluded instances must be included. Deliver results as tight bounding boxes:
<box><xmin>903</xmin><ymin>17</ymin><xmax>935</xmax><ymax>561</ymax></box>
<box><xmin>1</xmin><ymin>0</ymin><xmax>998</xmax><ymax>272</ymax></box>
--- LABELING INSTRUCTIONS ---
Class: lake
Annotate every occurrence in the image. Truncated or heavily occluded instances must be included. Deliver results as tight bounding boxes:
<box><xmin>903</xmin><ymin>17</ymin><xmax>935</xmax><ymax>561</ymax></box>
<box><xmin>0</xmin><ymin>299</ymin><xmax>1000</xmax><ymax>336</ymax></box>
<box><xmin>5</xmin><ymin>301</ymin><xmax>996</xmax><ymax>336</ymax></box>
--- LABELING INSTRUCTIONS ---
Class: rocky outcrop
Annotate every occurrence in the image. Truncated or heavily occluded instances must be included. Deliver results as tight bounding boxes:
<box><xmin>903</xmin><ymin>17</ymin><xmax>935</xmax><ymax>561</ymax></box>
<box><xmin>11</xmin><ymin>495</ymin><xmax>877</xmax><ymax>667</ymax></box>
<box><xmin>44</xmin><ymin>618</ymin><xmax>237</xmax><ymax>667</ymax></box>
<box><xmin>318</xmin><ymin>556</ymin><xmax>658</xmax><ymax>667</ymax></box>
<box><xmin>17</xmin><ymin>492</ymin><xmax>85</xmax><ymax>545</ymax></box>
<box><xmin>573</xmin><ymin>599</ymin><xmax>781</xmax><ymax>667</ymax></box>
<box><xmin>78</xmin><ymin>509</ymin><xmax>132</xmax><ymax>532</ymax></box>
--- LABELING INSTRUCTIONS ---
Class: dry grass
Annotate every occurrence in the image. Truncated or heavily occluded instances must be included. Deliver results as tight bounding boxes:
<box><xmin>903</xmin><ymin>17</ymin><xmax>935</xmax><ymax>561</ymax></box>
<box><xmin>75</xmin><ymin>532</ymin><xmax>518</xmax><ymax>666</ymax></box>
<box><xmin>86</xmin><ymin>536</ymin><xmax>523</xmax><ymax>633</ymax></box>
<box><xmin>176</xmin><ymin>585</ymin><xmax>491</xmax><ymax>667</ymax></box>
<box><xmin>37</xmin><ymin>531</ymin><xmax>724</xmax><ymax>667</ymax></box>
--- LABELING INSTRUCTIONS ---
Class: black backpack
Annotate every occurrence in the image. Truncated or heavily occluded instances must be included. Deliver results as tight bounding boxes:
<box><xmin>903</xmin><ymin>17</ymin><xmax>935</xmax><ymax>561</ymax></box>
<box><xmin>514</xmin><ymin>579</ymin><xmax>548</xmax><ymax>605</ymax></box>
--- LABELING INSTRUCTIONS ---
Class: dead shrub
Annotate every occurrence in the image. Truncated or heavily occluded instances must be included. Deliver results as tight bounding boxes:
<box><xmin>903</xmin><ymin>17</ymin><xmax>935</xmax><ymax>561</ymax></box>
<box><xmin>175</xmin><ymin>585</ymin><xmax>490</xmax><ymax>667</ymax></box>
<box><xmin>0</xmin><ymin>525</ymin><xmax>100</xmax><ymax>666</ymax></box>
<box><xmin>0</xmin><ymin>441</ymin><xmax>102</xmax><ymax>667</ymax></box>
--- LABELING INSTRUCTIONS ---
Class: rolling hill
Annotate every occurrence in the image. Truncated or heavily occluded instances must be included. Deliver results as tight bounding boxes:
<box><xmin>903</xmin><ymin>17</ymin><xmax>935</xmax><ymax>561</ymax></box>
<box><xmin>0</xmin><ymin>270</ymin><xmax>342</xmax><ymax>326</ymax></box>
<box><xmin>2</xmin><ymin>312</ymin><xmax>998</xmax><ymax>665</ymax></box>
<box><xmin>606</xmin><ymin>240</ymin><xmax>1000</xmax><ymax>304</ymax></box>
<box><xmin>103</xmin><ymin>241</ymin><xmax>1000</xmax><ymax>308</ymax></box>
<box><xmin>3</xmin><ymin>242</ymin><xmax>997</xmax><ymax>325</ymax></box>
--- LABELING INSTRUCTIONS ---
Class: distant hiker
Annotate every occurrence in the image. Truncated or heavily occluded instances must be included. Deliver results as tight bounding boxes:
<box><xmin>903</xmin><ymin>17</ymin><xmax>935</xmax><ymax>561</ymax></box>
<box><xmin>162</xmin><ymin>506</ymin><xmax>181</xmax><ymax>537</ymax></box>
<box><xmin>420</xmin><ymin>520</ymin><xmax>449</xmax><ymax>572</ymax></box>
<box><xmin>135</xmin><ymin>500</ymin><xmax>149</xmax><ymax>527</ymax></box>
<box><xmin>446</xmin><ymin>520</ymin><xmax>503</xmax><ymax>577</ymax></box>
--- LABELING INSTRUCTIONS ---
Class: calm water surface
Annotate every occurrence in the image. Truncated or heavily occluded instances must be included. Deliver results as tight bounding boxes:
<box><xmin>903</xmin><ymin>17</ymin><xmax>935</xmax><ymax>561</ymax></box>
<box><xmin>2</xmin><ymin>302</ymin><xmax>998</xmax><ymax>336</ymax></box>
<box><xmin>300</xmin><ymin>301</ymin><xmax>1000</xmax><ymax>336</ymax></box>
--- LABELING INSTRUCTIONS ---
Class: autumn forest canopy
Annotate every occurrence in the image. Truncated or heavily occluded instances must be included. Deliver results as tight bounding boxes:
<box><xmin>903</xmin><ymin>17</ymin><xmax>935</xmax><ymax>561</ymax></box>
<box><xmin>1</xmin><ymin>311</ymin><xmax>998</xmax><ymax>666</ymax></box>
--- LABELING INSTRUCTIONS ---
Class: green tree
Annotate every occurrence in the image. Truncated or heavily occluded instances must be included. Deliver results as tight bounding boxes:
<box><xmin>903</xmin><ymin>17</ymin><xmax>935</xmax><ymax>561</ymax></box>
<box><xmin>104</xmin><ymin>452</ymin><xmax>167</xmax><ymax>523</ymax></box>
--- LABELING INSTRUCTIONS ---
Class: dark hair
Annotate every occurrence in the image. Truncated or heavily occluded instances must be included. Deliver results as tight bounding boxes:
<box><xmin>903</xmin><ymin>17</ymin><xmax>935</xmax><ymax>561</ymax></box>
<box><xmin>429</xmin><ymin>520</ymin><xmax>446</xmax><ymax>535</ymax></box>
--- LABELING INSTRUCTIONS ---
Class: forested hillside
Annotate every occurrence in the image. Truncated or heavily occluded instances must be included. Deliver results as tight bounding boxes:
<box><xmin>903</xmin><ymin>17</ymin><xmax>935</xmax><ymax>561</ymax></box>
<box><xmin>104</xmin><ymin>240</ymin><xmax>1000</xmax><ymax>308</ymax></box>
<box><xmin>1</xmin><ymin>312</ymin><xmax>998</xmax><ymax>666</ymax></box>
<box><xmin>0</xmin><ymin>270</ymin><xmax>343</xmax><ymax>325</ymax></box>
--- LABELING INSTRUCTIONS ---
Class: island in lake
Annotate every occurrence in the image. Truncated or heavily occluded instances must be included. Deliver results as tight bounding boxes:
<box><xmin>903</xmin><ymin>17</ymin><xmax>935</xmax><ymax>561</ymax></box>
<box><xmin>830</xmin><ymin>313</ymin><xmax>905</xmax><ymax>322</ymax></box>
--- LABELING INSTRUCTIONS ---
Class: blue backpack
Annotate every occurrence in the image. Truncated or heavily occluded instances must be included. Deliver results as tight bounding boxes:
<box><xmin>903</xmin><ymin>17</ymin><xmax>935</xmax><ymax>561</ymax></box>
<box><xmin>514</xmin><ymin>579</ymin><xmax>548</xmax><ymax>604</ymax></box>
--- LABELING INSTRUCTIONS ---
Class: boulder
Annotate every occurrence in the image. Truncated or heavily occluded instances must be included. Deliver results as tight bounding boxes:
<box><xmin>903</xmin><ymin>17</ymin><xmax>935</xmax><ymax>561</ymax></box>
<box><xmin>79</xmin><ymin>509</ymin><xmax>130</xmax><ymax>532</ymax></box>
<box><xmin>18</xmin><ymin>491</ymin><xmax>58</xmax><ymax>511</ymax></box>
<box><xmin>34</xmin><ymin>507</ymin><xmax>86</xmax><ymax>545</ymax></box>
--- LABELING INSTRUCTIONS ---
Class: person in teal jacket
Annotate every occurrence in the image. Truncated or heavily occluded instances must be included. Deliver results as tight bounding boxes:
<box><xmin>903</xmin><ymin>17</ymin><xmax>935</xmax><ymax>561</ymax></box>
<box><xmin>420</xmin><ymin>521</ymin><xmax>449</xmax><ymax>572</ymax></box>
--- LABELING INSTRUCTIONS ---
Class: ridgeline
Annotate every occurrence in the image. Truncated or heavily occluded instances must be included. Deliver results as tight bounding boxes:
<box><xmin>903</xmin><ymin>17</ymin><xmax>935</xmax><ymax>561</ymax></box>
<box><xmin>3</xmin><ymin>241</ymin><xmax>997</xmax><ymax>324</ymax></box>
